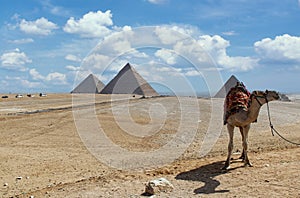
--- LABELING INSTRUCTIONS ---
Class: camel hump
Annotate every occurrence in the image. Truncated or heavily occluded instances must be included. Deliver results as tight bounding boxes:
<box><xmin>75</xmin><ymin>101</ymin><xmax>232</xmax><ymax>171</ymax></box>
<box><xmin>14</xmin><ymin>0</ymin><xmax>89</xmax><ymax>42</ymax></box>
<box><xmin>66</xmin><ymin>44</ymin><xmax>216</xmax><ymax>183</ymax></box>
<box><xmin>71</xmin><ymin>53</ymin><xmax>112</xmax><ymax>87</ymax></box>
<box><xmin>224</xmin><ymin>82</ymin><xmax>251</xmax><ymax>125</ymax></box>
<box><xmin>227</xmin><ymin>82</ymin><xmax>250</xmax><ymax>97</ymax></box>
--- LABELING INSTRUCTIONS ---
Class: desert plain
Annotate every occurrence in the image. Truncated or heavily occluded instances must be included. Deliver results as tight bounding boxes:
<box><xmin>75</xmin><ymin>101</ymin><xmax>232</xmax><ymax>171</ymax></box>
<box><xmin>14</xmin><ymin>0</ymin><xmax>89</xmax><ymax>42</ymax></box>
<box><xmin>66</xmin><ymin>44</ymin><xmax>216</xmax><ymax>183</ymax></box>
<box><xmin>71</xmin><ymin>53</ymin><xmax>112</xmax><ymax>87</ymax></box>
<box><xmin>0</xmin><ymin>94</ymin><xmax>299</xmax><ymax>197</ymax></box>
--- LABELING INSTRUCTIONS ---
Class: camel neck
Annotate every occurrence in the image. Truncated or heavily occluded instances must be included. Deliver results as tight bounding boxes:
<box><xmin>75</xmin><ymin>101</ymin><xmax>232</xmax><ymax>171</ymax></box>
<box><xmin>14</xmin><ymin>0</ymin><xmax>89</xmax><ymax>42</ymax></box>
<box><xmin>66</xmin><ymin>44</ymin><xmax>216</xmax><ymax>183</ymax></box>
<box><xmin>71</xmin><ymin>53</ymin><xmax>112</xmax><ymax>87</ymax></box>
<box><xmin>248</xmin><ymin>96</ymin><xmax>266</xmax><ymax>122</ymax></box>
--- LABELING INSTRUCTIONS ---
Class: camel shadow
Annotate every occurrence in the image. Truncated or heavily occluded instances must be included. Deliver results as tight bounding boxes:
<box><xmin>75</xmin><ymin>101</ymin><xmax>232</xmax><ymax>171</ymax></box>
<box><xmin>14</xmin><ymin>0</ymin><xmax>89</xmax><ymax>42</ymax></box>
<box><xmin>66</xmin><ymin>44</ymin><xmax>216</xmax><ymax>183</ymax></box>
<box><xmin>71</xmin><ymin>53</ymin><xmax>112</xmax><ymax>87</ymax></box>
<box><xmin>175</xmin><ymin>160</ymin><xmax>240</xmax><ymax>194</ymax></box>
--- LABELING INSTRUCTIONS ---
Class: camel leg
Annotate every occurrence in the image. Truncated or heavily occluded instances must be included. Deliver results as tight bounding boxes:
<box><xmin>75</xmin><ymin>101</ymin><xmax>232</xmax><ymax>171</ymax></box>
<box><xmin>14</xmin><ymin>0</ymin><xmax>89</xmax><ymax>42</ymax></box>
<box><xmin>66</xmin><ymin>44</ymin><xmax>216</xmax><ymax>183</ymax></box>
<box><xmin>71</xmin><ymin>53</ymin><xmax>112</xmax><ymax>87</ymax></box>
<box><xmin>239</xmin><ymin>127</ymin><xmax>245</xmax><ymax>161</ymax></box>
<box><xmin>223</xmin><ymin>124</ymin><xmax>234</xmax><ymax>170</ymax></box>
<box><xmin>242</xmin><ymin>125</ymin><xmax>252</xmax><ymax>167</ymax></box>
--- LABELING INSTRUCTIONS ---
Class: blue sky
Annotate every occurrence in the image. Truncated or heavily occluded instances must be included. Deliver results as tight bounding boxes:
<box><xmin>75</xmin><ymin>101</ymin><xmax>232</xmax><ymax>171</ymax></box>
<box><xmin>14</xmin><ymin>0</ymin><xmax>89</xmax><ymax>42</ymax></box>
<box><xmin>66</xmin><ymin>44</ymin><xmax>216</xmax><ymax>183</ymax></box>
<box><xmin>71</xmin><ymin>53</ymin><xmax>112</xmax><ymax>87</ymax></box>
<box><xmin>1</xmin><ymin>0</ymin><xmax>300</xmax><ymax>94</ymax></box>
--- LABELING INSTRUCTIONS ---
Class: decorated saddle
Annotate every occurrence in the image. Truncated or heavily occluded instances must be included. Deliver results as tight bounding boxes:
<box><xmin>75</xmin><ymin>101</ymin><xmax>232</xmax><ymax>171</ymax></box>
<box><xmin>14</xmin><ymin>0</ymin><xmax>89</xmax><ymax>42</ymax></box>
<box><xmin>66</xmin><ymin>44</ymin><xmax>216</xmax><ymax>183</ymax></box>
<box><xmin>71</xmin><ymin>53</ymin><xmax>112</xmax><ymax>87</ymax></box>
<box><xmin>224</xmin><ymin>82</ymin><xmax>251</xmax><ymax>125</ymax></box>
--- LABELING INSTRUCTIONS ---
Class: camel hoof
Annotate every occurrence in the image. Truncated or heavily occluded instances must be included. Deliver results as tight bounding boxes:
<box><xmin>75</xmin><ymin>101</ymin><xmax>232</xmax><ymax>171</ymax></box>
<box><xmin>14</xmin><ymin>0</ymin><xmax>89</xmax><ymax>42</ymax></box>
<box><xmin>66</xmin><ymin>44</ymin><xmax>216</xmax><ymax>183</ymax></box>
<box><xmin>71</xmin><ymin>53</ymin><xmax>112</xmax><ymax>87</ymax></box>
<box><xmin>222</xmin><ymin>165</ymin><xmax>230</xmax><ymax>170</ymax></box>
<box><xmin>244</xmin><ymin>162</ymin><xmax>253</xmax><ymax>167</ymax></box>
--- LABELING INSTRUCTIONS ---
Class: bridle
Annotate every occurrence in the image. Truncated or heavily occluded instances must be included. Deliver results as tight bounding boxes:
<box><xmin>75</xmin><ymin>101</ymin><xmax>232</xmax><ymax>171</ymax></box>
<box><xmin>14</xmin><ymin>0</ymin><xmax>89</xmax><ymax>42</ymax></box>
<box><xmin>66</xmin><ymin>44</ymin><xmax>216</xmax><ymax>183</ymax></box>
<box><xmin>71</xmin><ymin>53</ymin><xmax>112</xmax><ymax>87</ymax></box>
<box><xmin>251</xmin><ymin>91</ymin><xmax>300</xmax><ymax>146</ymax></box>
<box><xmin>251</xmin><ymin>92</ymin><xmax>268</xmax><ymax>107</ymax></box>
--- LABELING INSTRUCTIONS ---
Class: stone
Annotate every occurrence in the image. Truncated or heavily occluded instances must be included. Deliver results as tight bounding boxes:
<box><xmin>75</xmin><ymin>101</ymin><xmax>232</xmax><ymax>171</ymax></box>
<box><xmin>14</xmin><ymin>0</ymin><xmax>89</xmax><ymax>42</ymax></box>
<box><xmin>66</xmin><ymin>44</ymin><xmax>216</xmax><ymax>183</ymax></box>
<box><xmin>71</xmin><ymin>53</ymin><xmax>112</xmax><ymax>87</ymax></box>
<box><xmin>145</xmin><ymin>178</ymin><xmax>174</xmax><ymax>195</ymax></box>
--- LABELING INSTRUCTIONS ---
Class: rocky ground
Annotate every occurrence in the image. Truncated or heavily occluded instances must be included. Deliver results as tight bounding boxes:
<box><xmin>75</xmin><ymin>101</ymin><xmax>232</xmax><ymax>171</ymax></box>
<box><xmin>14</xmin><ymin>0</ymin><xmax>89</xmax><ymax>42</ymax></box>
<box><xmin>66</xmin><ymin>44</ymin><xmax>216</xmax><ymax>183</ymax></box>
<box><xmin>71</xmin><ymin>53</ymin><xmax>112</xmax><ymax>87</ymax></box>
<box><xmin>0</xmin><ymin>94</ymin><xmax>299</xmax><ymax>197</ymax></box>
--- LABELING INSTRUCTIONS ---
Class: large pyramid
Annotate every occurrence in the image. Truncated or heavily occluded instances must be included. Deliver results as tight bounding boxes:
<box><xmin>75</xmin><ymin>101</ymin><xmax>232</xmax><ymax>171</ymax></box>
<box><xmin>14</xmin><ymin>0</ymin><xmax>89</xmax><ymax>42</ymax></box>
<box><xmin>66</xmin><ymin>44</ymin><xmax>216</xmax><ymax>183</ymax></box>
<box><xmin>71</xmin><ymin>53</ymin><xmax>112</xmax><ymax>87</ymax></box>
<box><xmin>71</xmin><ymin>74</ymin><xmax>105</xmax><ymax>93</ymax></box>
<box><xmin>214</xmin><ymin>75</ymin><xmax>239</xmax><ymax>98</ymax></box>
<box><xmin>100</xmin><ymin>63</ymin><xmax>159</xmax><ymax>96</ymax></box>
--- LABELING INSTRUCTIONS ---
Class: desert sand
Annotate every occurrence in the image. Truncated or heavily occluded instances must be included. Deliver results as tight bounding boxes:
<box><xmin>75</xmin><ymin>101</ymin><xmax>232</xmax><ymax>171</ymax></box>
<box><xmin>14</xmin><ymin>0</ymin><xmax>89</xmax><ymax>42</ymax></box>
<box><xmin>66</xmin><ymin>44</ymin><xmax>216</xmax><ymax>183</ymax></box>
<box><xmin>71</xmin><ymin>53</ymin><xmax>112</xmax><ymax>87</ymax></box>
<box><xmin>0</xmin><ymin>94</ymin><xmax>299</xmax><ymax>197</ymax></box>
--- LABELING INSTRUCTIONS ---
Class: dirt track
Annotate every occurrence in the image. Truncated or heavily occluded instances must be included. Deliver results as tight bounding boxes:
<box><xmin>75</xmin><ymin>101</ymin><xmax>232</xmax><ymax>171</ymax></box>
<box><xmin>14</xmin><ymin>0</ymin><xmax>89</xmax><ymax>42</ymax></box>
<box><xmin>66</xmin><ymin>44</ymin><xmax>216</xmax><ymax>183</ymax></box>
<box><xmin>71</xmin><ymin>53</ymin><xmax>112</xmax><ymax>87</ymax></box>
<box><xmin>0</xmin><ymin>94</ymin><xmax>299</xmax><ymax>197</ymax></box>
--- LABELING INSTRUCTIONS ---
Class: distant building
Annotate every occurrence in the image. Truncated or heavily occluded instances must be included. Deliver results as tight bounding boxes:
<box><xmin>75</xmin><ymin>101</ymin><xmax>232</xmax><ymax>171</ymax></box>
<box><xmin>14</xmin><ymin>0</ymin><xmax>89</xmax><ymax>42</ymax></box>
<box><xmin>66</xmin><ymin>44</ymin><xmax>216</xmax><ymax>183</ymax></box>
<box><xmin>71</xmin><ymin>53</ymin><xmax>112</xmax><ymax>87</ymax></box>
<box><xmin>100</xmin><ymin>63</ymin><xmax>159</xmax><ymax>97</ymax></box>
<box><xmin>71</xmin><ymin>74</ymin><xmax>105</xmax><ymax>93</ymax></box>
<box><xmin>279</xmin><ymin>93</ymin><xmax>291</xmax><ymax>102</ymax></box>
<box><xmin>214</xmin><ymin>75</ymin><xmax>240</xmax><ymax>98</ymax></box>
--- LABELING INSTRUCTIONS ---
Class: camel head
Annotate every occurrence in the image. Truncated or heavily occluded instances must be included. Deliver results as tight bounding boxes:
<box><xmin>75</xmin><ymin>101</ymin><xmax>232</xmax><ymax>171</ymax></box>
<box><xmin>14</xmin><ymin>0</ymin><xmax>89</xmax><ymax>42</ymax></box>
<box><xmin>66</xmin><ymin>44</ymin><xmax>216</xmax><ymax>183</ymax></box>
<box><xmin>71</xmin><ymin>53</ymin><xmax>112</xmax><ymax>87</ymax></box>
<box><xmin>252</xmin><ymin>90</ymin><xmax>280</xmax><ymax>102</ymax></box>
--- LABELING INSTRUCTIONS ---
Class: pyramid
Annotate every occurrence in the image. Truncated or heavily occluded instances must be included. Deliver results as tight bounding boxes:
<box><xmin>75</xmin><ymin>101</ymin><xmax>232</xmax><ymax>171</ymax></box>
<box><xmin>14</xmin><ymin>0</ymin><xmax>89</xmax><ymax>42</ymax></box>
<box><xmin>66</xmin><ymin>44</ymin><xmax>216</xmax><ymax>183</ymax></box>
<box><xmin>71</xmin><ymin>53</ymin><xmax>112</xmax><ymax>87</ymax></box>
<box><xmin>214</xmin><ymin>75</ymin><xmax>240</xmax><ymax>98</ymax></box>
<box><xmin>71</xmin><ymin>74</ymin><xmax>105</xmax><ymax>93</ymax></box>
<box><xmin>100</xmin><ymin>63</ymin><xmax>159</xmax><ymax>96</ymax></box>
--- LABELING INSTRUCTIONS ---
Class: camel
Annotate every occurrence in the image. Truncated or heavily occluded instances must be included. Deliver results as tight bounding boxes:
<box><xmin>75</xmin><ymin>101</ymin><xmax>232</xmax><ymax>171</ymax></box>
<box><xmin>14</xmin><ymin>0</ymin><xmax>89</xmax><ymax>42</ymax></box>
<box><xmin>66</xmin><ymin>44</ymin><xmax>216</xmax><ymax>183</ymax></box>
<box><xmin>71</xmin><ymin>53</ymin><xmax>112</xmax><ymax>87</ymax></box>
<box><xmin>223</xmin><ymin>89</ymin><xmax>280</xmax><ymax>170</ymax></box>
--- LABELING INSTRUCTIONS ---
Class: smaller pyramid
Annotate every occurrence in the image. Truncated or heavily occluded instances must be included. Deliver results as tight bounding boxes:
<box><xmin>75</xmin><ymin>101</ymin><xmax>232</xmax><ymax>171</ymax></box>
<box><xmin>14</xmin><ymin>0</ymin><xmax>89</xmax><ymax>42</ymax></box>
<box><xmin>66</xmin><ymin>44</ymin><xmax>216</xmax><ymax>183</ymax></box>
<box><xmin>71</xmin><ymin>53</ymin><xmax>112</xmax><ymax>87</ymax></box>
<box><xmin>214</xmin><ymin>75</ymin><xmax>239</xmax><ymax>98</ymax></box>
<box><xmin>71</xmin><ymin>74</ymin><xmax>105</xmax><ymax>93</ymax></box>
<box><xmin>100</xmin><ymin>63</ymin><xmax>159</xmax><ymax>96</ymax></box>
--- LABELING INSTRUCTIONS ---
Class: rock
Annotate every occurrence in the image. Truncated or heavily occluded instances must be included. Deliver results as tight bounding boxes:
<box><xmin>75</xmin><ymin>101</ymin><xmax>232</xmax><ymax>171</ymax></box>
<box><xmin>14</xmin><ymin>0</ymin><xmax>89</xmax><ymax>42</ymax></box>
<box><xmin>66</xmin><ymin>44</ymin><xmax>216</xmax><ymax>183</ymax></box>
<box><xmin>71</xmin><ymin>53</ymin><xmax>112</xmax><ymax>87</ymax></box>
<box><xmin>145</xmin><ymin>178</ymin><xmax>174</xmax><ymax>195</ymax></box>
<box><xmin>16</xmin><ymin>176</ymin><xmax>22</xmax><ymax>180</ymax></box>
<box><xmin>3</xmin><ymin>183</ymin><xmax>8</xmax><ymax>187</ymax></box>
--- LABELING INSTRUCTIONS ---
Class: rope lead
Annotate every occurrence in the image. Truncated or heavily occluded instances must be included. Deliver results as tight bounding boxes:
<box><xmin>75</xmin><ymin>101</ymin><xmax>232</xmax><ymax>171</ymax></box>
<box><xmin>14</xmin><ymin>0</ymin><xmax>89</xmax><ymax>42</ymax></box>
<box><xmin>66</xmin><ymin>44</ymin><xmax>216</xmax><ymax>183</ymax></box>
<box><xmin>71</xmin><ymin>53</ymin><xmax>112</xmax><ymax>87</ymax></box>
<box><xmin>266</xmin><ymin>101</ymin><xmax>300</xmax><ymax>145</ymax></box>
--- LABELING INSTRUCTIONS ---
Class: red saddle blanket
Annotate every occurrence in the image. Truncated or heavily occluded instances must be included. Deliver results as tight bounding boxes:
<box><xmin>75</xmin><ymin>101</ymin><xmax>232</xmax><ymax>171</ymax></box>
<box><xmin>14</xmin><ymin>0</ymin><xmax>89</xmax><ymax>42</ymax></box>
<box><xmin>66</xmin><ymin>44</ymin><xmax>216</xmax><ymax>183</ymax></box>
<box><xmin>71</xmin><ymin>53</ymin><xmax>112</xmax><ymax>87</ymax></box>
<box><xmin>224</xmin><ymin>83</ymin><xmax>251</xmax><ymax>125</ymax></box>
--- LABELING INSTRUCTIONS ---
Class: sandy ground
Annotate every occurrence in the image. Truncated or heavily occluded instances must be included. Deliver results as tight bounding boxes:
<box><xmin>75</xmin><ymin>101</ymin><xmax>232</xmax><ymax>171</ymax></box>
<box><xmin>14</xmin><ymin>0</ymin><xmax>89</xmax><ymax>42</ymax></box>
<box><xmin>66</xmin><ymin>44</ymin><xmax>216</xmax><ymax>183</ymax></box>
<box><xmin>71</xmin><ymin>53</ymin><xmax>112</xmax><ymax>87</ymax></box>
<box><xmin>0</xmin><ymin>94</ymin><xmax>299</xmax><ymax>197</ymax></box>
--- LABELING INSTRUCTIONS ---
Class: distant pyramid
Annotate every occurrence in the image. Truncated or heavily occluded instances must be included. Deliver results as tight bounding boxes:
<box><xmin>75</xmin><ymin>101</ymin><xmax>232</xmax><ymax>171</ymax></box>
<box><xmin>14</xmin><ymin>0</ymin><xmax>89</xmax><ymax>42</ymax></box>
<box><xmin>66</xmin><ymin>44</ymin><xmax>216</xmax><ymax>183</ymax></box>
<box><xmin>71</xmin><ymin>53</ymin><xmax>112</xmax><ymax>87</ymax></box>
<box><xmin>100</xmin><ymin>63</ymin><xmax>159</xmax><ymax>96</ymax></box>
<box><xmin>71</xmin><ymin>74</ymin><xmax>105</xmax><ymax>93</ymax></box>
<box><xmin>214</xmin><ymin>75</ymin><xmax>240</xmax><ymax>98</ymax></box>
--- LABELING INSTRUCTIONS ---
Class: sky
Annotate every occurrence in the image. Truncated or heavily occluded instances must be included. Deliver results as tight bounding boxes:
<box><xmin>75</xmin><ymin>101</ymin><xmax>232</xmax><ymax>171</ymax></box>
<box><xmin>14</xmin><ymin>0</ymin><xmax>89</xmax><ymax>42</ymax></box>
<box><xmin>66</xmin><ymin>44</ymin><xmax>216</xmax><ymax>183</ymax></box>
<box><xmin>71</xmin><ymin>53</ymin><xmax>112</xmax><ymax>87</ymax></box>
<box><xmin>1</xmin><ymin>0</ymin><xmax>300</xmax><ymax>95</ymax></box>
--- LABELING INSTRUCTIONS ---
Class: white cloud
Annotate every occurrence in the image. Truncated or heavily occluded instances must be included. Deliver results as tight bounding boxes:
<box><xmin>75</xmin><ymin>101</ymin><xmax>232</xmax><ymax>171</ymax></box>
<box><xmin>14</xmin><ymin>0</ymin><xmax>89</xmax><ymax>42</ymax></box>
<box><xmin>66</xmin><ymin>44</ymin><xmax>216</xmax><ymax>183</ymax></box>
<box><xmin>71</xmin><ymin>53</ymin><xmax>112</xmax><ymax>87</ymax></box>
<box><xmin>63</xmin><ymin>10</ymin><xmax>113</xmax><ymax>38</ymax></box>
<box><xmin>45</xmin><ymin>72</ymin><xmax>66</xmax><ymax>83</ymax></box>
<box><xmin>65</xmin><ymin>65</ymin><xmax>80</xmax><ymax>71</ymax></box>
<box><xmin>29</xmin><ymin>68</ymin><xmax>44</xmax><ymax>80</ymax></box>
<box><xmin>0</xmin><ymin>48</ymin><xmax>31</xmax><ymax>71</ymax></box>
<box><xmin>4</xmin><ymin>76</ymin><xmax>42</xmax><ymax>89</ymax></box>
<box><xmin>125</xmin><ymin>49</ymin><xmax>148</xmax><ymax>59</ymax></box>
<box><xmin>29</xmin><ymin>69</ymin><xmax>67</xmax><ymax>84</ymax></box>
<box><xmin>116</xmin><ymin>25</ymin><xmax>132</xmax><ymax>32</ymax></box>
<box><xmin>183</xmin><ymin>68</ymin><xmax>202</xmax><ymax>76</ymax></box>
<box><xmin>20</xmin><ymin>79</ymin><xmax>42</xmax><ymax>88</ymax></box>
<box><xmin>82</xmin><ymin>53</ymin><xmax>111</xmax><ymax>72</ymax></box>
<box><xmin>155</xmin><ymin>25</ymin><xmax>195</xmax><ymax>45</ymax></box>
<box><xmin>41</xmin><ymin>0</ymin><xmax>70</xmax><ymax>17</ymax></box>
<box><xmin>198</xmin><ymin>35</ymin><xmax>230</xmax><ymax>52</ymax></box>
<box><xmin>155</xmin><ymin>66</ymin><xmax>182</xmax><ymax>73</ymax></box>
<box><xmin>19</xmin><ymin>17</ymin><xmax>58</xmax><ymax>35</ymax></box>
<box><xmin>147</xmin><ymin>0</ymin><xmax>167</xmax><ymax>4</ymax></box>
<box><xmin>134</xmin><ymin>62</ymin><xmax>199</xmax><ymax>94</ymax></box>
<box><xmin>65</xmin><ymin>54</ymin><xmax>81</xmax><ymax>62</ymax></box>
<box><xmin>156</xmin><ymin>26</ymin><xmax>257</xmax><ymax>71</ymax></box>
<box><xmin>155</xmin><ymin>49</ymin><xmax>177</xmax><ymax>65</ymax></box>
<box><xmin>219</xmin><ymin>56</ymin><xmax>259</xmax><ymax>71</ymax></box>
<box><xmin>81</xmin><ymin>24</ymin><xmax>259</xmax><ymax>84</ymax></box>
<box><xmin>8</xmin><ymin>38</ymin><xmax>34</xmax><ymax>44</ymax></box>
<box><xmin>110</xmin><ymin>38</ymin><xmax>132</xmax><ymax>54</ymax></box>
<box><xmin>195</xmin><ymin>35</ymin><xmax>258</xmax><ymax>71</ymax></box>
<box><xmin>80</xmin><ymin>28</ymin><xmax>139</xmax><ymax>73</ymax></box>
<box><xmin>222</xmin><ymin>30</ymin><xmax>237</xmax><ymax>36</ymax></box>
<box><xmin>254</xmin><ymin>34</ymin><xmax>300</xmax><ymax>62</ymax></box>
<box><xmin>11</xmin><ymin>13</ymin><xmax>20</xmax><ymax>21</ymax></box>
<box><xmin>133</xmin><ymin>62</ymin><xmax>181</xmax><ymax>82</ymax></box>
<box><xmin>91</xmin><ymin>26</ymin><xmax>134</xmax><ymax>55</ymax></box>
<box><xmin>141</xmin><ymin>64</ymin><xmax>201</xmax><ymax>78</ymax></box>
